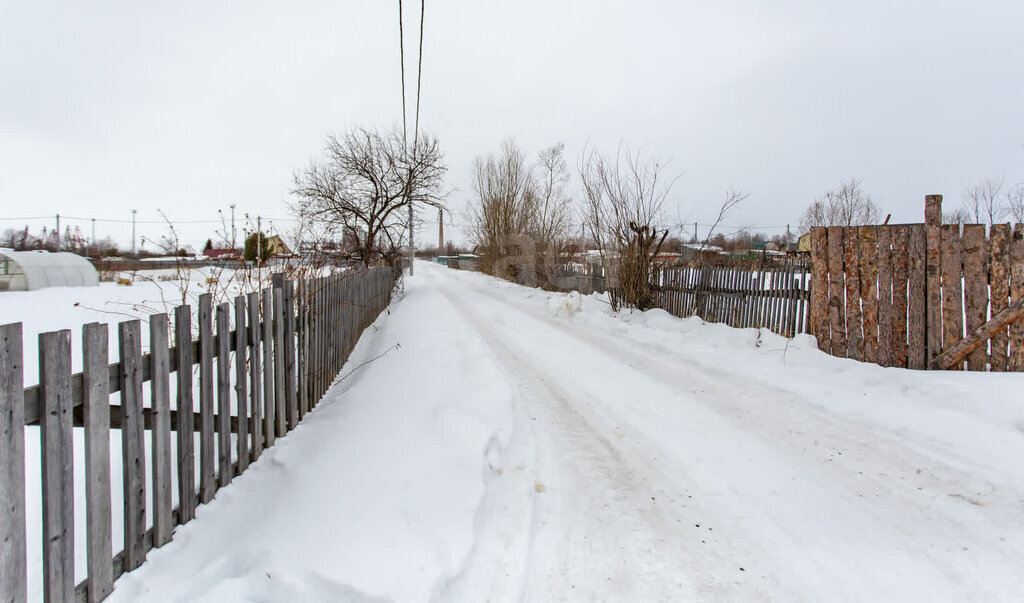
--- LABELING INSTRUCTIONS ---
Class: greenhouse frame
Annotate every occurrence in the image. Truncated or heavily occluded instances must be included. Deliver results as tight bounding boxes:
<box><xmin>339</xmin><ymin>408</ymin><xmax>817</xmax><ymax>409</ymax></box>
<box><xmin>0</xmin><ymin>250</ymin><xmax>100</xmax><ymax>291</ymax></box>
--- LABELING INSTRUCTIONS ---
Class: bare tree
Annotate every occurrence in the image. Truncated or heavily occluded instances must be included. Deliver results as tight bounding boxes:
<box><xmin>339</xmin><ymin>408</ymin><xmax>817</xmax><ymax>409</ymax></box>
<box><xmin>580</xmin><ymin>145</ymin><xmax>676</xmax><ymax>310</ymax></box>
<box><xmin>291</xmin><ymin>125</ymin><xmax>447</xmax><ymax>266</ymax></box>
<box><xmin>961</xmin><ymin>177</ymin><xmax>1005</xmax><ymax>225</ymax></box>
<box><xmin>466</xmin><ymin>139</ymin><xmax>575</xmax><ymax>284</ymax></box>
<box><xmin>798</xmin><ymin>179</ymin><xmax>882</xmax><ymax>233</ymax></box>
<box><xmin>533</xmin><ymin>143</ymin><xmax>575</xmax><ymax>275</ymax></box>
<box><xmin>467</xmin><ymin>139</ymin><xmax>536</xmax><ymax>278</ymax></box>
<box><xmin>1005</xmin><ymin>182</ymin><xmax>1024</xmax><ymax>223</ymax></box>
<box><xmin>943</xmin><ymin>207</ymin><xmax>971</xmax><ymax>226</ymax></box>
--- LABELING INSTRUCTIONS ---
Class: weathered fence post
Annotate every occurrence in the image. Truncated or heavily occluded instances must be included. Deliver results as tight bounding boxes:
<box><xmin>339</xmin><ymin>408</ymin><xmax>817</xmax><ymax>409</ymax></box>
<box><xmin>198</xmin><ymin>293</ymin><xmax>215</xmax><ymax>503</ymax></box>
<box><xmin>925</xmin><ymin>195</ymin><xmax>943</xmax><ymax>363</ymax></box>
<box><xmin>961</xmin><ymin>224</ymin><xmax>987</xmax><ymax>371</ymax></box>
<box><xmin>149</xmin><ymin>314</ymin><xmax>173</xmax><ymax>548</ymax></box>
<box><xmin>235</xmin><ymin>295</ymin><xmax>249</xmax><ymax>471</ymax></box>
<box><xmin>273</xmin><ymin>286</ymin><xmax>286</xmax><ymax>437</ymax></box>
<box><xmin>247</xmin><ymin>291</ymin><xmax>264</xmax><ymax>458</ymax></box>
<box><xmin>877</xmin><ymin>226</ymin><xmax>894</xmax><ymax>367</ymax></box>
<box><xmin>990</xmin><ymin>224</ymin><xmax>1011</xmax><ymax>371</ymax></box>
<box><xmin>174</xmin><ymin>305</ymin><xmax>196</xmax><ymax>523</ymax></box>
<box><xmin>216</xmin><ymin>303</ymin><xmax>233</xmax><ymax>487</ymax></box>
<box><xmin>261</xmin><ymin>288</ymin><xmax>275</xmax><ymax>447</ymax></box>
<box><xmin>82</xmin><ymin>322</ymin><xmax>113</xmax><ymax>602</ymax></box>
<box><xmin>940</xmin><ymin>224</ymin><xmax>964</xmax><ymax>369</ymax></box>
<box><xmin>0</xmin><ymin>323</ymin><xmax>26</xmax><ymax>603</ymax></box>
<box><xmin>284</xmin><ymin>280</ymin><xmax>298</xmax><ymax>430</ymax></box>
<box><xmin>40</xmin><ymin>329</ymin><xmax>74</xmax><ymax>602</ymax></box>
<box><xmin>1010</xmin><ymin>223</ymin><xmax>1024</xmax><ymax>371</ymax></box>
<box><xmin>119</xmin><ymin>320</ymin><xmax>146</xmax><ymax>572</ymax></box>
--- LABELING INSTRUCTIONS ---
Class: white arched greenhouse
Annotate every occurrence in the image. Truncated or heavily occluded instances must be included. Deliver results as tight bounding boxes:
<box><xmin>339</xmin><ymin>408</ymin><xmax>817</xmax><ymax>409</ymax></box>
<box><xmin>0</xmin><ymin>250</ymin><xmax>99</xmax><ymax>292</ymax></box>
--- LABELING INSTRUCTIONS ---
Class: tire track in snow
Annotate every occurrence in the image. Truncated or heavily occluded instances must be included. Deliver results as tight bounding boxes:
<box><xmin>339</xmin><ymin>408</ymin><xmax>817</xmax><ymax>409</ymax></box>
<box><xmin>433</xmin><ymin>266</ymin><xmax>1024</xmax><ymax>600</ymax></box>
<box><xmin>439</xmin><ymin>287</ymin><xmax>776</xmax><ymax>601</ymax></box>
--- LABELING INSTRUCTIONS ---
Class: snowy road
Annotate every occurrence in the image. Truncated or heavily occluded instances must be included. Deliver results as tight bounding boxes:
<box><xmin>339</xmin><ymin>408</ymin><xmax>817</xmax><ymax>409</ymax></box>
<box><xmin>111</xmin><ymin>261</ymin><xmax>1024</xmax><ymax>602</ymax></box>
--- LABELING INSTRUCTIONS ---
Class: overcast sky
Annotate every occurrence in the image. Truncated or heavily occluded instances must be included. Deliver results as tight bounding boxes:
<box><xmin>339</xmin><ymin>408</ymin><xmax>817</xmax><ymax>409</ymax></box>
<box><xmin>2</xmin><ymin>1</ymin><xmax>1022</xmax><ymax>250</ymax></box>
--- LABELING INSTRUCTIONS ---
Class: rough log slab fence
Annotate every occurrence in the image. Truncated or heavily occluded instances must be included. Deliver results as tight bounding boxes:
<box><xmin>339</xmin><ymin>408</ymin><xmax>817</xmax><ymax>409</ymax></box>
<box><xmin>809</xmin><ymin>195</ymin><xmax>1024</xmax><ymax>371</ymax></box>
<box><xmin>656</xmin><ymin>260</ymin><xmax>811</xmax><ymax>337</ymax></box>
<box><xmin>0</xmin><ymin>265</ymin><xmax>399</xmax><ymax>602</ymax></box>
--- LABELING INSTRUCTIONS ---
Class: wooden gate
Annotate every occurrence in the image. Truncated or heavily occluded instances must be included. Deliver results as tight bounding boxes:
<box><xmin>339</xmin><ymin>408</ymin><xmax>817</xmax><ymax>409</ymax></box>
<box><xmin>809</xmin><ymin>195</ymin><xmax>1024</xmax><ymax>371</ymax></box>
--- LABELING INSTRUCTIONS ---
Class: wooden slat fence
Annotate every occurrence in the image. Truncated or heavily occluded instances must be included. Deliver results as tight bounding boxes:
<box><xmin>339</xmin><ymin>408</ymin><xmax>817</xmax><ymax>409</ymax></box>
<box><xmin>656</xmin><ymin>260</ymin><xmax>811</xmax><ymax>337</ymax></box>
<box><xmin>809</xmin><ymin>195</ymin><xmax>1024</xmax><ymax>371</ymax></box>
<box><xmin>0</xmin><ymin>265</ymin><xmax>399</xmax><ymax>602</ymax></box>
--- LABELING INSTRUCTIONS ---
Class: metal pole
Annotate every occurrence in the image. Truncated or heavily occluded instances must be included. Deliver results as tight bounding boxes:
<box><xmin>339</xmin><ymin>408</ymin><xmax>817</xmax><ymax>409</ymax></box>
<box><xmin>91</xmin><ymin>218</ymin><xmax>96</xmax><ymax>255</ymax></box>
<box><xmin>408</xmin><ymin>201</ymin><xmax>414</xmax><ymax>275</ymax></box>
<box><xmin>230</xmin><ymin>204</ymin><xmax>236</xmax><ymax>250</ymax></box>
<box><xmin>55</xmin><ymin>213</ymin><xmax>60</xmax><ymax>250</ymax></box>
<box><xmin>131</xmin><ymin>209</ymin><xmax>137</xmax><ymax>255</ymax></box>
<box><xmin>256</xmin><ymin>216</ymin><xmax>262</xmax><ymax>266</ymax></box>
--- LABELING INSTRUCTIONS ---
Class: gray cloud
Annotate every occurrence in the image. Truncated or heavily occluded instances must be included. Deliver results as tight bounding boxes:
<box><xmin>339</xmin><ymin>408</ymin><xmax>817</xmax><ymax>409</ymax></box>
<box><xmin>1</xmin><ymin>1</ymin><xmax>1021</xmax><ymax>248</ymax></box>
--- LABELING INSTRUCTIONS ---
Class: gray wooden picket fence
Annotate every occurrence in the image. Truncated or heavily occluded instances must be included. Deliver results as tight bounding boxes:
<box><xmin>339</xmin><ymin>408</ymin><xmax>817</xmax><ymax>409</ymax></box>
<box><xmin>0</xmin><ymin>265</ymin><xmax>399</xmax><ymax>602</ymax></box>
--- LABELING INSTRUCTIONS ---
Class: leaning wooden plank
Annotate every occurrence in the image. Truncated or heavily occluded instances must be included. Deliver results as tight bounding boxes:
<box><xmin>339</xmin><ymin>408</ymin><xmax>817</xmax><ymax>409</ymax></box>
<box><xmin>961</xmin><ymin>224</ymin><xmax>988</xmax><ymax>371</ymax></box>
<box><xmin>149</xmin><ymin>314</ymin><xmax>173</xmax><ymax>548</ymax></box>
<box><xmin>198</xmin><ymin>294</ymin><xmax>215</xmax><ymax>503</ymax></box>
<box><xmin>248</xmin><ymin>292</ymin><xmax>263</xmax><ymax>458</ymax></box>
<box><xmin>929</xmin><ymin>298</ymin><xmax>1024</xmax><ymax>370</ymax></box>
<box><xmin>284</xmin><ymin>280</ymin><xmax>298</xmax><ymax>430</ymax></box>
<box><xmin>876</xmin><ymin>226</ymin><xmax>894</xmax><ymax>367</ymax></box>
<box><xmin>858</xmin><ymin>226</ymin><xmax>879</xmax><ymax>364</ymax></box>
<box><xmin>174</xmin><ymin>305</ymin><xmax>196</xmax><ymax>523</ymax></box>
<box><xmin>809</xmin><ymin>228</ymin><xmax>829</xmax><ymax>351</ymax></box>
<box><xmin>261</xmin><ymin>289</ymin><xmax>275</xmax><ymax>446</ymax></box>
<box><xmin>989</xmin><ymin>224</ymin><xmax>1011</xmax><ymax>371</ymax></box>
<box><xmin>1010</xmin><ymin>223</ymin><xmax>1024</xmax><ymax>371</ymax></box>
<box><xmin>216</xmin><ymin>303</ymin><xmax>233</xmax><ymax>487</ymax></box>
<box><xmin>40</xmin><ymin>330</ymin><xmax>74</xmax><ymax>602</ymax></box>
<box><xmin>235</xmin><ymin>296</ymin><xmax>249</xmax><ymax>471</ymax></box>
<box><xmin>0</xmin><ymin>323</ymin><xmax>27</xmax><ymax>603</ymax></box>
<box><xmin>940</xmin><ymin>224</ymin><xmax>965</xmax><ymax>370</ymax></box>
<box><xmin>273</xmin><ymin>286</ymin><xmax>287</xmax><ymax>437</ymax></box>
<box><xmin>844</xmin><ymin>227</ymin><xmax>863</xmax><ymax>360</ymax></box>
<box><xmin>892</xmin><ymin>226</ymin><xmax>910</xmax><ymax>368</ymax></box>
<box><xmin>925</xmin><ymin>195</ymin><xmax>943</xmax><ymax>362</ymax></box>
<box><xmin>907</xmin><ymin>225</ymin><xmax>927</xmax><ymax>369</ymax></box>
<box><xmin>119</xmin><ymin>320</ymin><xmax>147</xmax><ymax>571</ymax></box>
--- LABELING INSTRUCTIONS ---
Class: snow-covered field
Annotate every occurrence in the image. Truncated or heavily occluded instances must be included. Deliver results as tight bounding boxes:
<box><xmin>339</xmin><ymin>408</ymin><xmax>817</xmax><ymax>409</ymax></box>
<box><xmin>72</xmin><ymin>260</ymin><xmax>1023</xmax><ymax>602</ymax></box>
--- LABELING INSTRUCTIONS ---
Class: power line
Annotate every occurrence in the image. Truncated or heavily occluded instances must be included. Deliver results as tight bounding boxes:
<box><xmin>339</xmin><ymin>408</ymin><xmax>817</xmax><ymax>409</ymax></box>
<box><xmin>412</xmin><ymin>0</ymin><xmax>425</xmax><ymax>148</ymax></box>
<box><xmin>397</xmin><ymin>0</ymin><xmax>408</xmax><ymax>147</ymax></box>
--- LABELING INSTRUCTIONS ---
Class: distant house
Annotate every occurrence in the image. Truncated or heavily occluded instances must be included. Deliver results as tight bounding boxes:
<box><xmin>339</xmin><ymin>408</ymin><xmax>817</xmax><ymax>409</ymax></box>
<box><xmin>679</xmin><ymin>243</ymin><xmax>724</xmax><ymax>264</ymax></box>
<box><xmin>264</xmin><ymin>235</ymin><xmax>292</xmax><ymax>257</ymax></box>
<box><xmin>205</xmin><ymin>248</ymin><xmax>241</xmax><ymax>260</ymax></box>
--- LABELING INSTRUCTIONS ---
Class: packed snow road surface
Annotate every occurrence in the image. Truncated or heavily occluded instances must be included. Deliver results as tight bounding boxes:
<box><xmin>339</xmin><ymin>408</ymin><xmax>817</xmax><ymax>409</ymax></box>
<box><xmin>112</xmin><ymin>261</ymin><xmax>1024</xmax><ymax>602</ymax></box>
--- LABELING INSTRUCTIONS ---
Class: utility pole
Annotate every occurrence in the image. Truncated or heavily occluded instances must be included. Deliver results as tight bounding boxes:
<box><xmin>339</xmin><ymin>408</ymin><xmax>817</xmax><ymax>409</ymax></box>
<box><xmin>55</xmin><ymin>214</ymin><xmax>60</xmax><ymax>250</ymax></box>
<box><xmin>438</xmin><ymin>208</ymin><xmax>444</xmax><ymax>251</ymax></box>
<box><xmin>256</xmin><ymin>216</ymin><xmax>262</xmax><ymax>266</ymax></box>
<box><xmin>90</xmin><ymin>218</ymin><xmax>96</xmax><ymax>256</ymax></box>
<box><xmin>230</xmin><ymin>204</ymin><xmax>237</xmax><ymax>250</ymax></box>
<box><xmin>694</xmin><ymin>221</ymin><xmax>698</xmax><ymax>244</ymax></box>
<box><xmin>131</xmin><ymin>209</ymin><xmax>137</xmax><ymax>255</ymax></box>
<box><xmin>408</xmin><ymin>201</ymin><xmax>414</xmax><ymax>275</ymax></box>
<box><xmin>786</xmin><ymin>224</ymin><xmax>791</xmax><ymax>244</ymax></box>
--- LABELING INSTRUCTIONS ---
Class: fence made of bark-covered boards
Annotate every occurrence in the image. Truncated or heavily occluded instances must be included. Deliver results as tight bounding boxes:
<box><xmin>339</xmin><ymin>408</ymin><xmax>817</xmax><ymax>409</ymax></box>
<box><xmin>0</xmin><ymin>265</ymin><xmax>399</xmax><ymax>603</ymax></box>
<box><xmin>657</xmin><ymin>260</ymin><xmax>812</xmax><ymax>337</ymax></box>
<box><xmin>809</xmin><ymin>195</ymin><xmax>1024</xmax><ymax>371</ymax></box>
